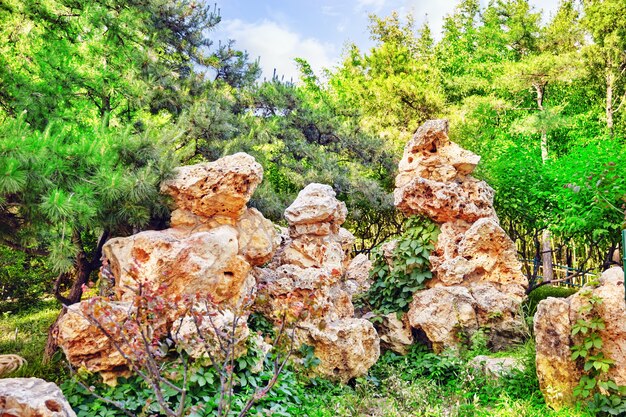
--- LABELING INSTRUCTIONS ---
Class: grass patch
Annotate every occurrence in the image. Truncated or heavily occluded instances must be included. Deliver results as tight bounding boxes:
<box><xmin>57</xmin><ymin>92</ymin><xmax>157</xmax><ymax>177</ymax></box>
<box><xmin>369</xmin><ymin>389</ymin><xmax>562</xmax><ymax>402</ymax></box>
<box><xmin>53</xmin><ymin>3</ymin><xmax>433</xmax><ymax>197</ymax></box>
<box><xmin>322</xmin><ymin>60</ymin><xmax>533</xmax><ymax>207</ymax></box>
<box><xmin>0</xmin><ymin>298</ymin><xmax>67</xmax><ymax>382</ymax></box>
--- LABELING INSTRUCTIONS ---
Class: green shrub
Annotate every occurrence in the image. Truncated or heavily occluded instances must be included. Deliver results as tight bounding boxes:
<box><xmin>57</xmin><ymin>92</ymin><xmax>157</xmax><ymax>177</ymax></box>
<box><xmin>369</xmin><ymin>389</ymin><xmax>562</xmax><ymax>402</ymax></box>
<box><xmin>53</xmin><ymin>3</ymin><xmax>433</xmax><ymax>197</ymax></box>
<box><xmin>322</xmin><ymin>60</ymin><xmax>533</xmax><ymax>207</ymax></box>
<box><xmin>0</xmin><ymin>299</ymin><xmax>67</xmax><ymax>382</ymax></box>
<box><xmin>0</xmin><ymin>246</ymin><xmax>51</xmax><ymax>312</ymax></box>
<box><xmin>61</xmin><ymin>352</ymin><xmax>307</xmax><ymax>417</ymax></box>
<box><xmin>365</xmin><ymin>216</ymin><xmax>439</xmax><ymax>314</ymax></box>
<box><xmin>525</xmin><ymin>285</ymin><xmax>578</xmax><ymax>319</ymax></box>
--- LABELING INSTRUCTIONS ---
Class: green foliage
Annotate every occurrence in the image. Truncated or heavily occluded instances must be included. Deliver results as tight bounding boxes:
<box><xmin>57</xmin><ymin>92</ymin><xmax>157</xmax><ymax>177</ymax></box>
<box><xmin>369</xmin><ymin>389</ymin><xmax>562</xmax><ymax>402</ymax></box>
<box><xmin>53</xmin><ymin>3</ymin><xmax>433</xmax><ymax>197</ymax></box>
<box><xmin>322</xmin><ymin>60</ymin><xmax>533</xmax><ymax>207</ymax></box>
<box><xmin>0</xmin><ymin>246</ymin><xmax>51</xmax><ymax>311</ymax></box>
<box><xmin>0</xmin><ymin>116</ymin><xmax>174</xmax><ymax>275</ymax></box>
<box><xmin>366</xmin><ymin>216</ymin><xmax>439</xmax><ymax>314</ymax></box>
<box><xmin>0</xmin><ymin>299</ymin><xmax>67</xmax><ymax>382</ymax></box>
<box><xmin>570</xmin><ymin>289</ymin><xmax>626</xmax><ymax>415</ymax></box>
<box><xmin>525</xmin><ymin>285</ymin><xmax>578</xmax><ymax>319</ymax></box>
<box><xmin>61</xmin><ymin>352</ymin><xmax>306</xmax><ymax>417</ymax></box>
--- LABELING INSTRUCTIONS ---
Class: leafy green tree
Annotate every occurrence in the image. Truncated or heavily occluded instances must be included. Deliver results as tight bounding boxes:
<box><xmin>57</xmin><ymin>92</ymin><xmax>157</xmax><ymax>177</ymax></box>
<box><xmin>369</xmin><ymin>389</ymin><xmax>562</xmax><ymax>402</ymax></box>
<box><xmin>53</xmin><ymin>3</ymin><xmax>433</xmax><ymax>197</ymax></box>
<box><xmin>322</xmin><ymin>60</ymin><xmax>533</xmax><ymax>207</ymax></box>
<box><xmin>0</xmin><ymin>116</ymin><xmax>175</xmax><ymax>306</ymax></box>
<box><xmin>582</xmin><ymin>0</ymin><xmax>626</xmax><ymax>134</ymax></box>
<box><xmin>328</xmin><ymin>12</ymin><xmax>444</xmax><ymax>149</ymax></box>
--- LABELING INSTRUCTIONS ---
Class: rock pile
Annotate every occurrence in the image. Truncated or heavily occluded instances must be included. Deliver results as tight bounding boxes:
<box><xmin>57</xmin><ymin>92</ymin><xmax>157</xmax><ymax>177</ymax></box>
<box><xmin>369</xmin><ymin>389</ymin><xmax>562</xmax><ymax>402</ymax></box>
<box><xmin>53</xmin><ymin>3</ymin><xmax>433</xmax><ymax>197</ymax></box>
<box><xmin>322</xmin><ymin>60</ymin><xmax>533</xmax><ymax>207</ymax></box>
<box><xmin>394</xmin><ymin>120</ymin><xmax>527</xmax><ymax>352</ymax></box>
<box><xmin>57</xmin><ymin>155</ymin><xmax>378</xmax><ymax>385</ymax></box>
<box><xmin>535</xmin><ymin>267</ymin><xmax>626</xmax><ymax>410</ymax></box>
<box><xmin>57</xmin><ymin>153</ymin><xmax>280</xmax><ymax>384</ymax></box>
<box><xmin>255</xmin><ymin>184</ymin><xmax>380</xmax><ymax>383</ymax></box>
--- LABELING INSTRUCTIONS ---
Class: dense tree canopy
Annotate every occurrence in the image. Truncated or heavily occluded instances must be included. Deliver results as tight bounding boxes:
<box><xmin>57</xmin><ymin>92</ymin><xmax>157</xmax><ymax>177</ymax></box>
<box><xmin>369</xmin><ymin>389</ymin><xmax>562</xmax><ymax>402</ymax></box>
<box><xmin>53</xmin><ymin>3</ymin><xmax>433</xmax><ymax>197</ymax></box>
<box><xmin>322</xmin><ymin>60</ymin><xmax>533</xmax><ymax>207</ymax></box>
<box><xmin>1</xmin><ymin>0</ymin><xmax>625</xmax><ymax>310</ymax></box>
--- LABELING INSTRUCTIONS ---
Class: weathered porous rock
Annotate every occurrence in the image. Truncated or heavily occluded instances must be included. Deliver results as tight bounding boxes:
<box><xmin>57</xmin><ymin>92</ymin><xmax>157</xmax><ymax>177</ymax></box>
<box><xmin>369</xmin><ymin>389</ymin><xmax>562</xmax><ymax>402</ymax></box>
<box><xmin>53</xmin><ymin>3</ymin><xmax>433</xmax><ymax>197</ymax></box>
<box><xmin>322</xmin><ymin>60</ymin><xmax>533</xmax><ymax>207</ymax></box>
<box><xmin>378</xmin><ymin>313</ymin><xmax>414</xmax><ymax>355</ymax></box>
<box><xmin>407</xmin><ymin>286</ymin><xmax>478</xmax><ymax>351</ymax></box>
<box><xmin>0</xmin><ymin>378</ymin><xmax>76</xmax><ymax>417</ymax></box>
<box><xmin>395</xmin><ymin>120</ymin><xmax>527</xmax><ymax>351</ymax></box>
<box><xmin>256</xmin><ymin>183</ymin><xmax>380</xmax><ymax>382</ymax></box>
<box><xmin>172</xmin><ymin>307</ymin><xmax>250</xmax><ymax>360</ymax></box>
<box><xmin>161</xmin><ymin>152</ymin><xmax>263</xmax><ymax>220</ymax></box>
<box><xmin>284</xmin><ymin>183</ymin><xmax>347</xmax><ymax>237</ymax></box>
<box><xmin>57</xmin><ymin>300</ymin><xmax>135</xmax><ymax>385</ymax></box>
<box><xmin>105</xmin><ymin>226</ymin><xmax>255</xmax><ymax>305</ymax></box>
<box><xmin>469</xmin><ymin>355</ymin><xmax>525</xmax><ymax>377</ymax></box>
<box><xmin>58</xmin><ymin>153</ymin><xmax>278</xmax><ymax>384</ymax></box>
<box><xmin>535</xmin><ymin>267</ymin><xmax>626</xmax><ymax>410</ymax></box>
<box><xmin>343</xmin><ymin>253</ymin><xmax>373</xmax><ymax>297</ymax></box>
<box><xmin>297</xmin><ymin>319</ymin><xmax>380</xmax><ymax>384</ymax></box>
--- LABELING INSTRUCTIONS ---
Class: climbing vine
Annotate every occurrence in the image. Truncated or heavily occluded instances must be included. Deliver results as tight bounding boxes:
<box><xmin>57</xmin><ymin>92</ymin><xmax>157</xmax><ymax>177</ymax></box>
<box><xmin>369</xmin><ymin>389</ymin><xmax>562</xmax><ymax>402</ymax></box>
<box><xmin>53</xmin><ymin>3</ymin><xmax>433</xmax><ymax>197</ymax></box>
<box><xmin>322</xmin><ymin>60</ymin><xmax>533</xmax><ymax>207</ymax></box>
<box><xmin>365</xmin><ymin>216</ymin><xmax>439</xmax><ymax>314</ymax></box>
<box><xmin>571</xmin><ymin>286</ymin><xmax>626</xmax><ymax>415</ymax></box>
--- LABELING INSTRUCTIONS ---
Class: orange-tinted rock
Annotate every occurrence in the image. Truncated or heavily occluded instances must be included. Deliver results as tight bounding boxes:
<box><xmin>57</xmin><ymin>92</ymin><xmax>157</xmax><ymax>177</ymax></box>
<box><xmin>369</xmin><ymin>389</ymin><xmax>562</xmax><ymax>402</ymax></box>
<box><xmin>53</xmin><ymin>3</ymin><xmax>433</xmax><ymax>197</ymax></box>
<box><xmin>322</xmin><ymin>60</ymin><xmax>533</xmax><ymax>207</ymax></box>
<box><xmin>59</xmin><ymin>153</ymin><xmax>275</xmax><ymax>385</ymax></box>
<box><xmin>104</xmin><ymin>226</ymin><xmax>254</xmax><ymax>306</ymax></box>
<box><xmin>297</xmin><ymin>319</ymin><xmax>380</xmax><ymax>384</ymax></box>
<box><xmin>256</xmin><ymin>183</ymin><xmax>380</xmax><ymax>381</ymax></box>
<box><xmin>57</xmin><ymin>300</ymin><xmax>135</xmax><ymax>385</ymax></box>
<box><xmin>161</xmin><ymin>152</ymin><xmax>263</xmax><ymax>220</ymax></box>
<box><xmin>395</xmin><ymin>120</ymin><xmax>526</xmax><ymax>352</ymax></box>
<box><xmin>535</xmin><ymin>267</ymin><xmax>626</xmax><ymax>410</ymax></box>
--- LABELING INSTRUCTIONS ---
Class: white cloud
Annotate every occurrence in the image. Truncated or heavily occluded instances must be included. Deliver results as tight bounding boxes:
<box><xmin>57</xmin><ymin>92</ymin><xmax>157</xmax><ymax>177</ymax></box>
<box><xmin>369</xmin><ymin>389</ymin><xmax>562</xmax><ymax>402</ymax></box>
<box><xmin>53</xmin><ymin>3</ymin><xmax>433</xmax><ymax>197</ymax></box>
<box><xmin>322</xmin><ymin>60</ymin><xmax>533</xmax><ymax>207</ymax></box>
<box><xmin>356</xmin><ymin>0</ymin><xmax>387</xmax><ymax>13</ymax></box>
<box><xmin>222</xmin><ymin>19</ymin><xmax>338</xmax><ymax>83</ymax></box>
<box><xmin>321</xmin><ymin>5</ymin><xmax>340</xmax><ymax>17</ymax></box>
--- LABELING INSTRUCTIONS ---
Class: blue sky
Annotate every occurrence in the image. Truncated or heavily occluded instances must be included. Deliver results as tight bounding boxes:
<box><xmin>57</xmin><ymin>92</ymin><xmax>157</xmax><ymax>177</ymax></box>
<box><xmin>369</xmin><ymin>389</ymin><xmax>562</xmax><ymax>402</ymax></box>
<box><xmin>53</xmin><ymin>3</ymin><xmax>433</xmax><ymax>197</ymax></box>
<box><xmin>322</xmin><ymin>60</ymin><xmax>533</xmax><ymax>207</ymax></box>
<box><xmin>214</xmin><ymin>0</ymin><xmax>561</xmax><ymax>82</ymax></box>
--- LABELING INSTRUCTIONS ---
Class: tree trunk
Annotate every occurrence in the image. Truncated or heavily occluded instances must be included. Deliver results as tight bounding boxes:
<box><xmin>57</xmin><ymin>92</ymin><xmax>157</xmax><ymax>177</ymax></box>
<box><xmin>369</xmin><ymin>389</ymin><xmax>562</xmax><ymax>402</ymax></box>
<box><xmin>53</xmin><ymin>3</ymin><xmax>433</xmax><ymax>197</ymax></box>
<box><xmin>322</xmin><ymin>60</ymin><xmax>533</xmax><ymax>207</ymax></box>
<box><xmin>44</xmin><ymin>230</ymin><xmax>110</xmax><ymax>361</ymax></box>
<box><xmin>540</xmin><ymin>129</ymin><xmax>548</xmax><ymax>162</ymax></box>
<box><xmin>534</xmin><ymin>82</ymin><xmax>554</xmax><ymax>282</ymax></box>
<box><xmin>541</xmin><ymin>229</ymin><xmax>554</xmax><ymax>282</ymax></box>
<box><xmin>606</xmin><ymin>70</ymin><xmax>614</xmax><ymax>134</ymax></box>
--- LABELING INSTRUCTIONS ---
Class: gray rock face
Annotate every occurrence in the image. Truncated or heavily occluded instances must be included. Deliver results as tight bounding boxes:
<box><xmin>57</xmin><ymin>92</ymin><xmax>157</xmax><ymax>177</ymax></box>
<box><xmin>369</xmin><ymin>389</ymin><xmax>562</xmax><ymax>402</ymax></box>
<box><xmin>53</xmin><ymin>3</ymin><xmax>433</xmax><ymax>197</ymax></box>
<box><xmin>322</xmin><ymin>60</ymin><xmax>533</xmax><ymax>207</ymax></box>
<box><xmin>0</xmin><ymin>377</ymin><xmax>76</xmax><ymax>417</ymax></box>
<box><xmin>394</xmin><ymin>120</ymin><xmax>527</xmax><ymax>352</ymax></box>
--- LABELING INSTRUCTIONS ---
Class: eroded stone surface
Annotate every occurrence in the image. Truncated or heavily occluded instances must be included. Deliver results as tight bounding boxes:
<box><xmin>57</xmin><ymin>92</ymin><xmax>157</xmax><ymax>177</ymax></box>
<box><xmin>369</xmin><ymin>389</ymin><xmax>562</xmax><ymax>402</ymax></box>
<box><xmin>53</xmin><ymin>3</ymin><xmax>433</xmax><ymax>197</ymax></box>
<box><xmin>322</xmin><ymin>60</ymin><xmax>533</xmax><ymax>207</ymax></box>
<box><xmin>161</xmin><ymin>152</ymin><xmax>263</xmax><ymax>220</ymax></box>
<box><xmin>57</xmin><ymin>300</ymin><xmax>136</xmax><ymax>385</ymax></box>
<box><xmin>58</xmin><ymin>153</ymin><xmax>275</xmax><ymax>385</ymax></box>
<box><xmin>535</xmin><ymin>267</ymin><xmax>626</xmax><ymax>410</ymax></box>
<box><xmin>0</xmin><ymin>378</ymin><xmax>76</xmax><ymax>417</ymax></box>
<box><xmin>284</xmin><ymin>183</ymin><xmax>347</xmax><ymax>237</ymax></box>
<box><xmin>297</xmin><ymin>319</ymin><xmax>380</xmax><ymax>384</ymax></box>
<box><xmin>105</xmin><ymin>226</ymin><xmax>254</xmax><ymax>305</ymax></box>
<box><xmin>470</xmin><ymin>355</ymin><xmax>525</xmax><ymax>377</ymax></box>
<box><xmin>256</xmin><ymin>183</ymin><xmax>380</xmax><ymax>382</ymax></box>
<box><xmin>172</xmin><ymin>307</ymin><xmax>250</xmax><ymax>360</ymax></box>
<box><xmin>378</xmin><ymin>313</ymin><xmax>414</xmax><ymax>355</ymax></box>
<box><xmin>343</xmin><ymin>253</ymin><xmax>373</xmax><ymax>297</ymax></box>
<box><xmin>395</xmin><ymin>120</ymin><xmax>527</xmax><ymax>352</ymax></box>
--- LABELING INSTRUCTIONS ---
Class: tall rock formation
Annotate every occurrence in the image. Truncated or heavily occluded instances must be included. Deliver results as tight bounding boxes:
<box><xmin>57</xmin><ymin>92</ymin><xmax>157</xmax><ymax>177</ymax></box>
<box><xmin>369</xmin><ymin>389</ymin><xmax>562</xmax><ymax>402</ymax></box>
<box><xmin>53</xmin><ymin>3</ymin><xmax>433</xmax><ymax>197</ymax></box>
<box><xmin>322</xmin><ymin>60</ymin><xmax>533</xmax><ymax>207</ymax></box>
<box><xmin>395</xmin><ymin>120</ymin><xmax>527</xmax><ymax>352</ymax></box>
<box><xmin>255</xmin><ymin>184</ymin><xmax>380</xmax><ymax>383</ymax></box>
<box><xmin>535</xmin><ymin>267</ymin><xmax>626</xmax><ymax>410</ymax></box>
<box><xmin>57</xmin><ymin>155</ymin><xmax>379</xmax><ymax>385</ymax></box>
<box><xmin>57</xmin><ymin>153</ymin><xmax>279</xmax><ymax>384</ymax></box>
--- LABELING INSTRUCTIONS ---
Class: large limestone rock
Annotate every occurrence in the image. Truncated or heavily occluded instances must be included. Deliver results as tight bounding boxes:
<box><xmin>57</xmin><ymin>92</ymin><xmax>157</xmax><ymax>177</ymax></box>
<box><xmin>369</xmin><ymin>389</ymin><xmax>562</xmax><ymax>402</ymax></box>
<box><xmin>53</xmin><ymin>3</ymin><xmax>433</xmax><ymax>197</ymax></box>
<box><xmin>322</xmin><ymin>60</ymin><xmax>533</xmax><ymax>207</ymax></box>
<box><xmin>58</xmin><ymin>153</ymin><xmax>278</xmax><ymax>384</ymax></box>
<box><xmin>535</xmin><ymin>267</ymin><xmax>626</xmax><ymax>410</ymax></box>
<box><xmin>161</xmin><ymin>152</ymin><xmax>263</xmax><ymax>220</ymax></box>
<box><xmin>104</xmin><ymin>226</ymin><xmax>254</xmax><ymax>305</ymax></box>
<box><xmin>395</xmin><ymin>120</ymin><xmax>527</xmax><ymax>351</ymax></box>
<box><xmin>378</xmin><ymin>313</ymin><xmax>414</xmax><ymax>355</ymax></box>
<box><xmin>343</xmin><ymin>253</ymin><xmax>373</xmax><ymax>297</ymax></box>
<box><xmin>297</xmin><ymin>319</ymin><xmax>380</xmax><ymax>383</ymax></box>
<box><xmin>172</xmin><ymin>307</ymin><xmax>250</xmax><ymax>360</ymax></box>
<box><xmin>57</xmin><ymin>300</ymin><xmax>135</xmax><ymax>385</ymax></box>
<box><xmin>256</xmin><ymin>183</ymin><xmax>380</xmax><ymax>382</ymax></box>
<box><xmin>0</xmin><ymin>378</ymin><xmax>76</xmax><ymax>417</ymax></box>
